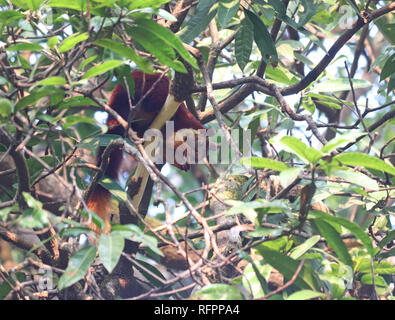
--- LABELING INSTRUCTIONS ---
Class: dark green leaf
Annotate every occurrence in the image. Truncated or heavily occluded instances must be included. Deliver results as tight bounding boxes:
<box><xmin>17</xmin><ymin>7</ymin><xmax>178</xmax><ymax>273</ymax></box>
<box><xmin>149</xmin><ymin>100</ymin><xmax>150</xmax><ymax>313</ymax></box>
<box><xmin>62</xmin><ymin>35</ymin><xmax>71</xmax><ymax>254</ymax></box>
<box><xmin>63</xmin><ymin>115</ymin><xmax>98</xmax><ymax>129</ymax></box>
<box><xmin>312</xmin><ymin>219</ymin><xmax>353</xmax><ymax>266</ymax></box>
<box><xmin>94</xmin><ymin>39</ymin><xmax>152</xmax><ymax>73</ymax></box>
<box><xmin>58</xmin><ymin>96</ymin><xmax>97</xmax><ymax>110</ymax></box>
<box><xmin>257</xmin><ymin>245</ymin><xmax>320</xmax><ymax>290</ymax></box>
<box><xmin>380</xmin><ymin>53</ymin><xmax>395</xmax><ymax>81</ymax></box>
<box><xmin>218</xmin><ymin>0</ymin><xmax>240</xmax><ymax>28</ymax></box>
<box><xmin>378</xmin><ymin>230</ymin><xmax>395</xmax><ymax>249</ymax></box>
<box><xmin>58</xmin><ymin>245</ymin><xmax>97</xmax><ymax>290</ymax></box>
<box><xmin>134</xmin><ymin>18</ymin><xmax>198</xmax><ymax>69</ymax></box>
<box><xmin>98</xmin><ymin>233</ymin><xmax>125</xmax><ymax>273</ymax></box>
<box><xmin>0</xmin><ymin>272</ymin><xmax>24</xmax><ymax>300</ymax></box>
<box><xmin>333</xmin><ymin>152</ymin><xmax>395</xmax><ymax>176</ymax></box>
<box><xmin>60</xmin><ymin>227</ymin><xmax>93</xmax><ymax>238</ymax></box>
<box><xmin>177</xmin><ymin>0</ymin><xmax>218</xmax><ymax>44</ymax></box>
<box><xmin>99</xmin><ymin>177</ymin><xmax>127</xmax><ymax>202</ymax></box>
<box><xmin>129</xmin><ymin>26</ymin><xmax>186</xmax><ymax>72</ymax></box>
<box><xmin>235</xmin><ymin>17</ymin><xmax>253</xmax><ymax>71</ymax></box>
<box><xmin>193</xmin><ymin>284</ymin><xmax>244</xmax><ymax>300</ymax></box>
<box><xmin>310</xmin><ymin>210</ymin><xmax>374</xmax><ymax>256</ymax></box>
<box><xmin>113</xmin><ymin>224</ymin><xmax>163</xmax><ymax>256</ymax></box>
<box><xmin>244</xmin><ymin>9</ymin><xmax>278</xmax><ymax>64</ymax></box>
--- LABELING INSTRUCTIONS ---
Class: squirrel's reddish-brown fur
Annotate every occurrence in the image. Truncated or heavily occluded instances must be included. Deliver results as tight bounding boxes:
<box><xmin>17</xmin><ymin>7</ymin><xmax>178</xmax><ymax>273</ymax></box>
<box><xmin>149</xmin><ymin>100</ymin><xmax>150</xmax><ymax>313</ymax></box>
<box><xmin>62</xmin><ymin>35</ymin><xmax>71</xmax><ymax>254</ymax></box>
<box><xmin>87</xmin><ymin>70</ymin><xmax>204</xmax><ymax>233</ymax></box>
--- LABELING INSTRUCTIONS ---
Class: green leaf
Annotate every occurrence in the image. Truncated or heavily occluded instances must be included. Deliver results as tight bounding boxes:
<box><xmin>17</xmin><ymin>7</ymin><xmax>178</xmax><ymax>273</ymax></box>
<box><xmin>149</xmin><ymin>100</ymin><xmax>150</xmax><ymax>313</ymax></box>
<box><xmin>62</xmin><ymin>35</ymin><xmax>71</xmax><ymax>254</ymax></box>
<box><xmin>82</xmin><ymin>60</ymin><xmax>124</xmax><ymax>80</ymax></box>
<box><xmin>279</xmin><ymin>167</ymin><xmax>301</xmax><ymax>188</ymax></box>
<box><xmin>47</xmin><ymin>36</ymin><xmax>59</xmax><ymax>48</ymax></box>
<box><xmin>0</xmin><ymin>204</ymin><xmax>18</xmax><ymax>222</ymax></box>
<box><xmin>63</xmin><ymin>115</ymin><xmax>98</xmax><ymax>129</ymax></box>
<box><xmin>277</xmin><ymin>136</ymin><xmax>323</xmax><ymax>164</ymax></box>
<box><xmin>59</xmin><ymin>32</ymin><xmax>89</xmax><ymax>53</ymax></box>
<box><xmin>47</xmin><ymin>0</ymin><xmax>87</xmax><ymax>11</ymax></box>
<box><xmin>310</xmin><ymin>210</ymin><xmax>374</xmax><ymax>256</ymax></box>
<box><xmin>177</xmin><ymin>0</ymin><xmax>218</xmax><ymax>43</ymax></box>
<box><xmin>218</xmin><ymin>0</ymin><xmax>240</xmax><ymax>28</ymax></box>
<box><xmin>240</xmin><ymin>156</ymin><xmax>288</xmax><ymax>171</ymax></box>
<box><xmin>79</xmin><ymin>207</ymin><xmax>106</xmax><ymax>232</ymax></box>
<box><xmin>266</xmin><ymin>65</ymin><xmax>298</xmax><ymax>85</ymax></box>
<box><xmin>25</xmin><ymin>0</ymin><xmax>43</xmax><ymax>10</ymax></box>
<box><xmin>375</xmin><ymin>18</ymin><xmax>395</xmax><ymax>45</ymax></box>
<box><xmin>20</xmin><ymin>192</ymin><xmax>48</xmax><ymax>229</ymax></box>
<box><xmin>134</xmin><ymin>18</ymin><xmax>198</xmax><ymax>69</ymax></box>
<box><xmin>298</xmin><ymin>0</ymin><xmax>319</xmax><ymax>26</ymax></box>
<box><xmin>58</xmin><ymin>245</ymin><xmax>97</xmax><ymax>290</ymax></box>
<box><xmin>0</xmin><ymin>98</ymin><xmax>13</xmax><ymax>118</ymax></box>
<box><xmin>312</xmin><ymin>219</ymin><xmax>353</xmax><ymax>266</ymax></box>
<box><xmin>0</xmin><ymin>10</ymin><xmax>24</xmax><ymax>24</ymax></box>
<box><xmin>60</xmin><ymin>227</ymin><xmax>93</xmax><ymax>238</ymax></box>
<box><xmin>333</xmin><ymin>152</ymin><xmax>395</xmax><ymax>176</ymax></box>
<box><xmin>380</xmin><ymin>53</ymin><xmax>395</xmax><ymax>81</ymax></box>
<box><xmin>244</xmin><ymin>9</ymin><xmax>278</xmax><ymax>64</ymax></box>
<box><xmin>6</xmin><ymin>42</ymin><xmax>43</xmax><ymax>51</ymax></box>
<box><xmin>330</xmin><ymin>170</ymin><xmax>379</xmax><ymax>190</ymax></box>
<box><xmin>94</xmin><ymin>39</ymin><xmax>152</xmax><ymax>73</ymax></box>
<box><xmin>78</xmin><ymin>55</ymin><xmax>97</xmax><ymax>71</ymax></box>
<box><xmin>77</xmin><ymin>134</ymin><xmax>121</xmax><ymax>152</ymax></box>
<box><xmin>193</xmin><ymin>284</ymin><xmax>244</xmax><ymax>300</ymax></box>
<box><xmin>356</xmin><ymin>260</ymin><xmax>395</xmax><ymax>275</ymax></box>
<box><xmin>113</xmin><ymin>224</ymin><xmax>163</xmax><ymax>256</ymax></box>
<box><xmin>36</xmin><ymin>76</ymin><xmax>66</xmax><ymax>86</ymax></box>
<box><xmin>226</xmin><ymin>199</ymin><xmax>287</xmax><ymax>223</ymax></box>
<box><xmin>361</xmin><ymin>274</ymin><xmax>387</xmax><ymax>287</ymax></box>
<box><xmin>129</xmin><ymin>0</ymin><xmax>170</xmax><ymax>10</ymax></box>
<box><xmin>257</xmin><ymin>245</ymin><xmax>320</xmax><ymax>290</ymax></box>
<box><xmin>378</xmin><ymin>230</ymin><xmax>395</xmax><ymax>249</ymax></box>
<box><xmin>128</xmin><ymin>26</ymin><xmax>186</xmax><ymax>73</ymax></box>
<box><xmin>321</xmin><ymin>132</ymin><xmax>367</xmax><ymax>154</ymax></box>
<box><xmin>133</xmin><ymin>253</ymin><xmax>167</xmax><ymax>287</ymax></box>
<box><xmin>289</xmin><ymin>235</ymin><xmax>320</xmax><ymax>259</ymax></box>
<box><xmin>98</xmin><ymin>233</ymin><xmax>125</xmax><ymax>273</ymax></box>
<box><xmin>0</xmin><ymin>272</ymin><xmax>24</xmax><ymax>300</ymax></box>
<box><xmin>312</xmin><ymin>79</ymin><xmax>371</xmax><ymax>93</ymax></box>
<box><xmin>242</xmin><ymin>262</ymin><xmax>270</xmax><ymax>298</ymax></box>
<box><xmin>99</xmin><ymin>177</ymin><xmax>127</xmax><ymax>202</ymax></box>
<box><xmin>235</xmin><ymin>17</ymin><xmax>254</xmax><ymax>71</ymax></box>
<box><xmin>286</xmin><ymin>289</ymin><xmax>325</xmax><ymax>300</ymax></box>
<box><xmin>16</xmin><ymin>87</ymin><xmax>64</xmax><ymax>111</ymax></box>
<box><xmin>388</xmin><ymin>74</ymin><xmax>395</xmax><ymax>94</ymax></box>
